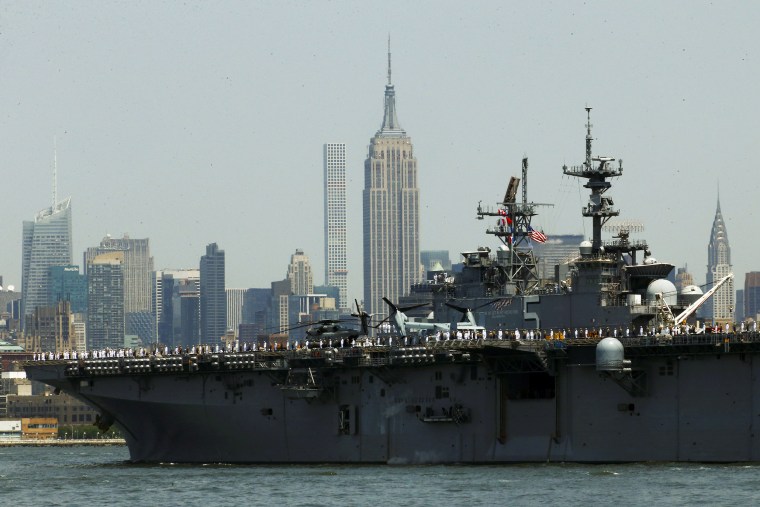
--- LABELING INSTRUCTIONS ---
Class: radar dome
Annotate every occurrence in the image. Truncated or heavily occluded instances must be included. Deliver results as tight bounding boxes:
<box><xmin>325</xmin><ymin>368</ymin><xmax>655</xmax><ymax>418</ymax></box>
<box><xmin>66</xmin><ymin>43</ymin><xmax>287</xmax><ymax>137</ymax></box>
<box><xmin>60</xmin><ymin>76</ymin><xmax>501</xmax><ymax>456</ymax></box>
<box><xmin>579</xmin><ymin>240</ymin><xmax>593</xmax><ymax>257</ymax></box>
<box><xmin>596</xmin><ymin>337</ymin><xmax>624</xmax><ymax>371</ymax></box>
<box><xmin>680</xmin><ymin>285</ymin><xmax>703</xmax><ymax>296</ymax></box>
<box><xmin>680</xmin><ymin>284</ymin><xmax>703</xmax><ymax>305</ymax></box>
<box><xmin>646</xmin><ymin>279</ymin><xmax>677</xmax><ymax>305</ymax></box>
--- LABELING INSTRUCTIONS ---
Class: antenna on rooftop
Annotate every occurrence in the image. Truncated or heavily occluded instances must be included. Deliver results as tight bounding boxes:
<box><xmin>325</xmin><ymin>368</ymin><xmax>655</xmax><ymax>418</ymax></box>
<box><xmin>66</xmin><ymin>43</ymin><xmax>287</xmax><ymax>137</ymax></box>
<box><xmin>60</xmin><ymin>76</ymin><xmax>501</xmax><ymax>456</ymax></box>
<box><xmin>52</xmin><ymin>136</ymin><xmax>58</xmax><ymax>208</ymax></box>
<box><xmin>603</xmin><ymin>219</ymin><xmax>645</xmax><ymax>234</ymax></box>
<box><xmin>585</xmin><ymin>106</ymin><xmax>593</xmax><ymax>169</ymax></box>
<box><xmin>387</xmin><ymin>34</ymin><xmax>392</xmax><ymax>85</ymax></box>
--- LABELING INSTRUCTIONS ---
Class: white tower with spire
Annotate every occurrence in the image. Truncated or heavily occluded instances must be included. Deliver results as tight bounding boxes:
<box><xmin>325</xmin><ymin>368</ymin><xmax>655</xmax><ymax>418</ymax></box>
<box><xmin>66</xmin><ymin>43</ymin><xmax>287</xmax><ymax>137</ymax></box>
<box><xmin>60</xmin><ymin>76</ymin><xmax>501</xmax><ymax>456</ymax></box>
<box><xmin>705</xmin><ymin>192</ymin><xmax>735</xmax><ymax>325</ymax></box>
<box><xmin>363</xmin><ymin>39</ymin><xmax>421</xmax><ymax>319</ymax></box>
<box><xmin>21</xmin><ymin>142</ymin><xmax>73</xmax><ymax>325</ymax></box>
<box><xmin>323</xmin><ymin>142</ymin><xmax>348</xmax><ymax>312</ymax></box>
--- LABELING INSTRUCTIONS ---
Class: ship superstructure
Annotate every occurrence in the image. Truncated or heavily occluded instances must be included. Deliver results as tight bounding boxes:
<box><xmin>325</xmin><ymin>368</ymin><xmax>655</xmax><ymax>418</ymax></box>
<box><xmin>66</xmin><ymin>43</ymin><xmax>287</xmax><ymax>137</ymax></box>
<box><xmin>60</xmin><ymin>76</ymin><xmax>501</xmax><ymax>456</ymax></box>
<box><xmin>421</xmin><ymin>108</ymin><xmax>680</xmax><ymax>334</ymax></box>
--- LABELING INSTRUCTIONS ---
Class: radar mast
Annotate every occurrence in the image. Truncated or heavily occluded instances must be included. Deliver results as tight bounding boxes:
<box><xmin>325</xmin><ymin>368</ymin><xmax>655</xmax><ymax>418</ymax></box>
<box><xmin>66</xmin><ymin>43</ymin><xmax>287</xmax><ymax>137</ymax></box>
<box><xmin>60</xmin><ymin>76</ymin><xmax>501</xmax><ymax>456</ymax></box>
<box><xmin>476</xmin><ymin>157</ymin><xmax>552</xmax><ymax>295</ymax></box>
<box><xmin>562</xmin><ymin>107</ymin><xmax>623</xmax><ymax>254</ymax></box>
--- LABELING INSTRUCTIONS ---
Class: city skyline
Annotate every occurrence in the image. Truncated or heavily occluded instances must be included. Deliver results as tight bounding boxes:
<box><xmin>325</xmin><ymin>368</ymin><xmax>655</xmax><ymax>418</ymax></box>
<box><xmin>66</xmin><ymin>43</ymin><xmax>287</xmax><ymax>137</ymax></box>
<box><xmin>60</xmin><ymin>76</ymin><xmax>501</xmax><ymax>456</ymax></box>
<box><xmin>2</xmin><ymin>2</ymin><xmax>759</xmax><ymax>306</ymax></box>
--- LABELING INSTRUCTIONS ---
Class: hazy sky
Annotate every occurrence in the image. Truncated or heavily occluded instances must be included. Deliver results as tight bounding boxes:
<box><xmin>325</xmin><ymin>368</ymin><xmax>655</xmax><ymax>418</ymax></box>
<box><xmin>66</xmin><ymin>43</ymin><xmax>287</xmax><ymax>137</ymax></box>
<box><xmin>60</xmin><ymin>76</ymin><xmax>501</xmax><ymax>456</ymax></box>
<box><xmin>1</xmin><ymin>1</ymin><xmax>757</xmax><ymax>303</ymax></box>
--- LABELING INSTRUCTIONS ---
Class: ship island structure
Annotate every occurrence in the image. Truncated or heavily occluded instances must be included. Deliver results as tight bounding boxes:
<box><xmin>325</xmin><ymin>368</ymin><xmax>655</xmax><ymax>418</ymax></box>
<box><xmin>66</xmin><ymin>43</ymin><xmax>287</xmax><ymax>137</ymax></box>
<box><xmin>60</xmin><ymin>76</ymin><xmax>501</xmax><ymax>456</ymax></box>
<box><xmin>25</xmin><ymin>110</ymin><xmax>760</xmax><ymax>464</ymax></box>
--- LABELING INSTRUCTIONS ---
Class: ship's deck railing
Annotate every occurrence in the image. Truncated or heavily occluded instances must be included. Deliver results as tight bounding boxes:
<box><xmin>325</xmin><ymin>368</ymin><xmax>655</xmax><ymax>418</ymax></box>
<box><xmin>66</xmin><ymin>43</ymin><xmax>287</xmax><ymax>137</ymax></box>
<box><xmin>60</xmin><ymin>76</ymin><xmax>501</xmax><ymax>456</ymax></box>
<box><xmin>627</xmin><ymin>304</ymin><xmax>659</xmax><ymax>314</ymax></box>
<box><xmin>618</xmin><ymin>333</ymin><xmax>744</xmax><ymax>347</ymax></box>
<box><xmin>25</xmin><ymin>332</ymin><xmax>760</xmax><ymax>377</ymax></box>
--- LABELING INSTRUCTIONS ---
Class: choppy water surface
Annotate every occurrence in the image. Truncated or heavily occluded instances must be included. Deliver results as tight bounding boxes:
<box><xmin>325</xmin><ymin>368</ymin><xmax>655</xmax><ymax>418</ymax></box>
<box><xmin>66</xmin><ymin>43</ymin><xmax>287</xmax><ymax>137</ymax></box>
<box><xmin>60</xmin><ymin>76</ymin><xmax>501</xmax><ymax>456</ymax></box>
<box><xmin>1</xmin><ymin>446</ymin><xmax>759</xmax><ymax>506</ymax></box>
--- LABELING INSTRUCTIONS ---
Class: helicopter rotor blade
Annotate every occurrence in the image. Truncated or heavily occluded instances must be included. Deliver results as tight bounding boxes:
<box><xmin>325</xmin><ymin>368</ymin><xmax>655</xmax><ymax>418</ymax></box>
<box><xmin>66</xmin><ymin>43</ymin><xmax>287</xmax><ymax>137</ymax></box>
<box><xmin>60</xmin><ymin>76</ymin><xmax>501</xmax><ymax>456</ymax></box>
<box><xmin>445</xmin><ymin>302</ymin><xmax>469</xmax><ymax>314</ymax></box>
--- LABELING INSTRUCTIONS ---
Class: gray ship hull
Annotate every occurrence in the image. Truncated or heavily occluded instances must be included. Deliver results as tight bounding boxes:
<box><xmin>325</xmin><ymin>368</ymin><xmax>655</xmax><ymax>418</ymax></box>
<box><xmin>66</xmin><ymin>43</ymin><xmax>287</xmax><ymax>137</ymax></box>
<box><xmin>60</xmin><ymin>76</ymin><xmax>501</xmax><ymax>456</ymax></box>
<box><xmin>25</xmin><ymin>335</ymin><xmax>760</xmax><ymax>463</ymax></box>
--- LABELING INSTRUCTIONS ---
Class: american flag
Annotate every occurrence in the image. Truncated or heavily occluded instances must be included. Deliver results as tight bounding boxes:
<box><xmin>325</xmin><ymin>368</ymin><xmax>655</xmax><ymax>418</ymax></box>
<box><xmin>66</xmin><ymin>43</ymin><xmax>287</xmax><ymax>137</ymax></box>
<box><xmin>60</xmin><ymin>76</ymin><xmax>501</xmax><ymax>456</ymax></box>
<box><xmin>527</xmin><ymin>226</ymin><xmax>547</xmax><ymax>243</ymax></box>
<box><xmin>497</xmin><ymin>208</ymin><xmax>512</xmax><ymax>225</ymax></box>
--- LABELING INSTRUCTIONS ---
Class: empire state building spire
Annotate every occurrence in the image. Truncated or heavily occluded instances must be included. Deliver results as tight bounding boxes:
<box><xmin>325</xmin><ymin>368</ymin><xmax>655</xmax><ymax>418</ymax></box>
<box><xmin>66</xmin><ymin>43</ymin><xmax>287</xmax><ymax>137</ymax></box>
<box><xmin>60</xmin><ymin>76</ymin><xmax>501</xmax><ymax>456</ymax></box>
<box><xmin>379</xmin><ymin>37</ymin><xmax>405</xmax><ymax>136</ymax></box>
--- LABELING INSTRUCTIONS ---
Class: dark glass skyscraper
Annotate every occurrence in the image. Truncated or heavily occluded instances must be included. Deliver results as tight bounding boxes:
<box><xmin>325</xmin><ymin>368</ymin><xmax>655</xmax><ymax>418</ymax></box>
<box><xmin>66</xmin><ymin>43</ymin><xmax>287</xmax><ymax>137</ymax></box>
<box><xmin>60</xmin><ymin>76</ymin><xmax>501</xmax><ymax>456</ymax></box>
<box><xmin>155</xmin><ymin>269</ymin><xmax>200</xmax><ymax>347</ymax></box>
<box><xmin>47</xmin><ymin>265</ymin><xmax>87</xmax><ymax>314</ymax></box>
<box><xmin>745</xmin><ymin>272</ymin><xmax>760</xmax><ymax>323</ymax></box>
<box><xmin>241</xmin><ymin>288</ymin><xmax>271</xmax><ymax>337</ymax></box>
<box><xmin>200</xmin><ymin>243</ymin><xmax>226</xmax><ymax>343</ymax></box>
<box><xmin>87</xmin><ymin>251</ymin><xmax>124</xmax><ymax>350</ymax></box>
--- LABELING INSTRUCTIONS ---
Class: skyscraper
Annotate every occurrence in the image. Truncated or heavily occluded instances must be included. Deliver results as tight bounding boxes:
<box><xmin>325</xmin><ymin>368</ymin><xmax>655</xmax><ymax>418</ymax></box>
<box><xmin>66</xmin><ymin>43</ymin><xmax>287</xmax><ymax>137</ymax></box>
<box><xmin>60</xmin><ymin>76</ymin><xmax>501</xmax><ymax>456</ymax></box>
<box><xmin>736</xmin><ymin>289</ymin><xmax>745</xmax><ymax>323</ymax></box>
<box><xmin>241</xmin><ymin>287</ymin><xmax>271</xmax><ymax>338</ymax></box>
<box><xmin>363</xmin><ymin>43</ymin><xmax>420</xmax><ymax>317</ymax></box>
<box><xmin>530</xmin><ymin>235</ymin><xmax>585</xmax><ymax>282</ymax></box>
<box><xmin>271</xmin><ymin>279</ymin><xmax>291</xmax><ymax>334</ymax></box>
<box><xmin>21</xmin><ymin>197</ymin><xmax>73</xmax><ymax>324</ymax></box>
<box><xmin>87</xmin><ymin>251</ymin><xmax>124</xmax><ymax>350</ymax></box>
<box><xmin>27</xmin><ymin>300</ymin><xmax>73</xmax><ymax>353</ymax></box>
<box><xmin>745</xmin><ymin>272</ymin><xmax>760</xmax><ymax>323</ymax></box>
<box><xmin>287</xmin><ymin>249</ymin><xmax>314</xmax><ymax>296</ymax></box>
<box><xmin>84</xmin><ymin>235</ymin><xmax>154</xmax><ymax>343</ymax></box>
<box><xmin>324</xmin><ymin>143</ymin><xmax>348</xmax><ymax>312</ymax></box>
<box><xmin>47</xmin><ymin>265</ymin><xmax>87</xmax><ymax>314</ymax></box>
<box><xmin>200</xmin><ymin>243</ymin><xmax>226</xmax><ymax>343</ymax></box>
<box><xmin>675</xmin><ymin>265</ymin><xmax>695</xmax><ymax>294</ymax></box>
<box><xmin>705</xmin><ymin>196</ymin><xmax>735</xmax><ymax>325</ymax></box>
<box><xmin>154</xmin><ymin>269</ymin><xmax>200</xmax><ymax>348</ymax></box>
<box><xmin>84</xmin><ymin>235</ymin><xmax>153</xmax><ymax>312</ymax></box>
<box><xmin>226</xmin><ymin>288</ymin><xmax>245</xmax><ymax>338</ymax></box>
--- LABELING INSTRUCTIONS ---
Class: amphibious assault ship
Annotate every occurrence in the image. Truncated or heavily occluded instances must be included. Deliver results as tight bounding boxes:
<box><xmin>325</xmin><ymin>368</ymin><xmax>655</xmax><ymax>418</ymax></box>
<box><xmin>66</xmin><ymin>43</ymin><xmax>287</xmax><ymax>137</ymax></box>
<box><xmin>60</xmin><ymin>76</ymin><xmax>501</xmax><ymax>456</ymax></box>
<box><xmin>25</xmin><ymin>110</ymin><xmax>759</xmax><ymax>464</ymax></box>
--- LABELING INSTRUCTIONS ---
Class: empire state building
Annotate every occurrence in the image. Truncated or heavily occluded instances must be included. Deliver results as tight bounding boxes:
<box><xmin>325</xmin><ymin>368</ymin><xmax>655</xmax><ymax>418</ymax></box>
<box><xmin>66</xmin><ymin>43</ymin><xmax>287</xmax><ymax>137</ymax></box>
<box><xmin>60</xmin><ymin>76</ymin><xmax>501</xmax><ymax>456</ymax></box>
<box><xmin>363</xmin><ymin>45</ymin><xmax>421</xmax><ymax>318</ymax></box>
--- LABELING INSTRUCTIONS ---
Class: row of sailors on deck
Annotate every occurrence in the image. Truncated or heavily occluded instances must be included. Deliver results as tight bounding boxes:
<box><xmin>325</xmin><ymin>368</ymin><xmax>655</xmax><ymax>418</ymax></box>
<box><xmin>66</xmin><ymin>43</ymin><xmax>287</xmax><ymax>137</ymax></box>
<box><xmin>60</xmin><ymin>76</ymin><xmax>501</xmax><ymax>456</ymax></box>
<box><xmin>31</xmin><ymin>321</ymin><xmax>760</xmax><ymax>361</ymax></box>
<box><xmin>409</xmin><ymin>322</ymin><xmax>758</xmax><ymax>343</ymax></box>
<box><xmin>33</xmin><ymin>340</ymin><xmax>294</xmax><ymax>361</ymax></box>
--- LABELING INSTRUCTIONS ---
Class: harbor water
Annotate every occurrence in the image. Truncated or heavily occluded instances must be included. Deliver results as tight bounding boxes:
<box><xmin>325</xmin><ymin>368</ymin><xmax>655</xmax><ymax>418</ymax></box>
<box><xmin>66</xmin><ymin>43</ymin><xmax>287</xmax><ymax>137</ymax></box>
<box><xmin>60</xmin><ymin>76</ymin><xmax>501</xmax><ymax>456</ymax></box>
<box><xmin>1</xmin><ymin>446</ymin><xmax>760</xmax><ymax>506</ymax></box>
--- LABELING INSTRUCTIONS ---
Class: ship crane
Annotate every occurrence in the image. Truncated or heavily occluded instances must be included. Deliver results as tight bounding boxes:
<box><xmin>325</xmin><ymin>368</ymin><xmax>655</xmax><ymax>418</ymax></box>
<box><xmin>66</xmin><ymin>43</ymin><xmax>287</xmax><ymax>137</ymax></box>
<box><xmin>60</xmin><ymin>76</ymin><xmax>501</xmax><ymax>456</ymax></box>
<box><xmin>674</xmin><ymin>273</ymin><xmax>734</xmax><ymax>327</ymax></box>
<box><xmin>655</xmin><ymin>273</ymin><xmax>734</xmax><ymax>331</ymax></box>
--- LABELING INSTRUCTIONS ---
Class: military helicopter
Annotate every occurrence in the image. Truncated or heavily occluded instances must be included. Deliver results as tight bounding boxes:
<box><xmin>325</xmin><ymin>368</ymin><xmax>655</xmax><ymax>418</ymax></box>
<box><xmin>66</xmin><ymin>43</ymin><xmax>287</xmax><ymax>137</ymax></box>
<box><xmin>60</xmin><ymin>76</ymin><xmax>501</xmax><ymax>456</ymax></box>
<box><xmin>443</xmin><ymin>300</ymin><xmax>499</xmax><ymax>333</ymax></box>
<box><xmin>303</xmin><ymin>320</ymin><xmax>359</xmax><ymax>340</ymax></box>
<box><xmin>292</xmin><ymin>300</ymin><xmax>375</xmax><ymax>344</ymax></box>
<box><xmin>381</xmin><ymin>297</ymin><xmax>449</xmax><ymax>337</ymax></box>
<box><xmin>382</xmin><ymin>297</ymin><xmax>507</xmax><ymax>337</ymax></box>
